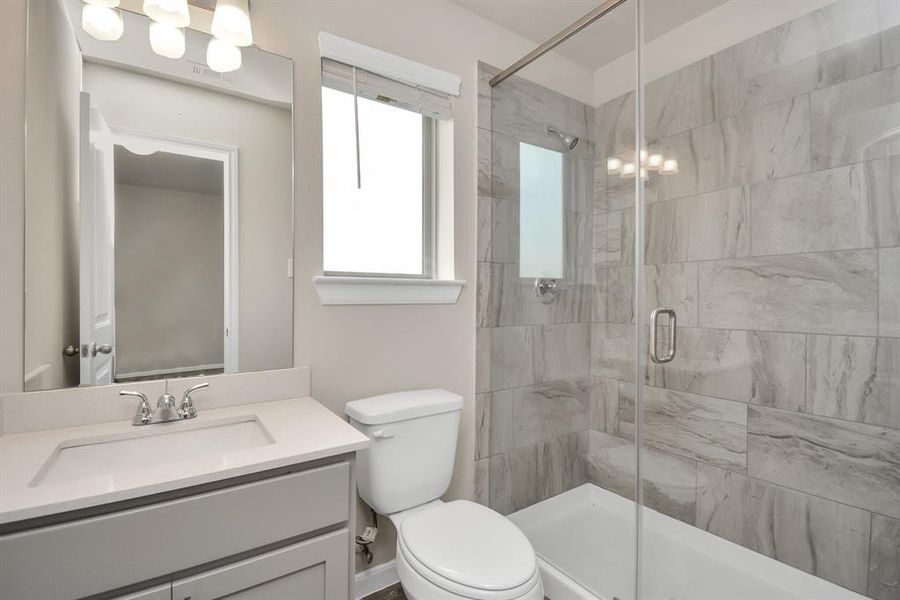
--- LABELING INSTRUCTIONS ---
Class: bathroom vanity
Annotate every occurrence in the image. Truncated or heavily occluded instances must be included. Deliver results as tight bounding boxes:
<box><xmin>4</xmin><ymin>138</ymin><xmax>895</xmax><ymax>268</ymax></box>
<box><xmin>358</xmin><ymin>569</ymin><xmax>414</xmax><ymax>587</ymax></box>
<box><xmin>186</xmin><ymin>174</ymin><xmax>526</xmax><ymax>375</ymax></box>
<box><xmin>0</xmin><ymin>396</ymin><xmax>369</xmax><ymax>600</ymax></box>
<box><xmin>1</xmin><ymin>2</ymin><xmax>369</xmax><ymax>596</ymax></box>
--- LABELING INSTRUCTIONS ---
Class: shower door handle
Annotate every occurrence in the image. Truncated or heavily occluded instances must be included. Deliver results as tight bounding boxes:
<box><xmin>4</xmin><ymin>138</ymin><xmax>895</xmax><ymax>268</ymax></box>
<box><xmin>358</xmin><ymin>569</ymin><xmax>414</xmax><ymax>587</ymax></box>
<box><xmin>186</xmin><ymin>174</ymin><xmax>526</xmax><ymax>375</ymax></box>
<box><xmin>649</xmin><ymin>308</ymin><xmax>677</xmax><ymax>364</ymax></box>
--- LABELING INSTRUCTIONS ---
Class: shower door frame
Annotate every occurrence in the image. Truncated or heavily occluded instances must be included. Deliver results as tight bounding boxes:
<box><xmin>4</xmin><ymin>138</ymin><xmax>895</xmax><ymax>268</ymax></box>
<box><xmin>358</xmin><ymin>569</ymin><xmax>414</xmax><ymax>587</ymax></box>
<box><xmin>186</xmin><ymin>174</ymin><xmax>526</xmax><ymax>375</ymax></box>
<box><xmin>488</xmin><ymin>1</ymin><xmax>652</xmax><ymax>598</ymax></box>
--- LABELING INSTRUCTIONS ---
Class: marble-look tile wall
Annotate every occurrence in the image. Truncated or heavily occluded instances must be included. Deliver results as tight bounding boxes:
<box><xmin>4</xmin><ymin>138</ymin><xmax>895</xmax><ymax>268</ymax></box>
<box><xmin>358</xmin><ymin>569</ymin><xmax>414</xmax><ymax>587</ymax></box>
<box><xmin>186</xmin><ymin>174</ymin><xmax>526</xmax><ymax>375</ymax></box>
<box><xmin>590</xmin><ymin>2</ymin><xmax>899</xmax><ymax>597</ymax></box>
<box><xmin>475</xmin><ymin>62</ymin><xmax>595</xmax><ymax>517</ymax></box>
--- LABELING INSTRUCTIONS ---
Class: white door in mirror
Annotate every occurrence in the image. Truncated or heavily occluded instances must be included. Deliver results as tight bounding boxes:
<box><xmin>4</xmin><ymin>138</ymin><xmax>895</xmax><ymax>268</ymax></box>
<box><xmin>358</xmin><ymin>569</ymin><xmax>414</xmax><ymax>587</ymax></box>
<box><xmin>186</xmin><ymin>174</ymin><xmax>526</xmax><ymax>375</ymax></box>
<box><xmin>78</xmin><ymin>92</ymin><xmax>116</xmax><ymax>387</ymax></box>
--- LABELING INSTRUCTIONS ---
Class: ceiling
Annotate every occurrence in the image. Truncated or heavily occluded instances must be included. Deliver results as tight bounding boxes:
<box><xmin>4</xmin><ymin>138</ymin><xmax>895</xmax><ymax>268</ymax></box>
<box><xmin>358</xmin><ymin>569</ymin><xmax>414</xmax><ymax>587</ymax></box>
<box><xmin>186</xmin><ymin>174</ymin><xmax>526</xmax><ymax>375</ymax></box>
<box><xmin>115</xmin><ymin>147</ymin><xmax>224</xmax><ymax>196</ymax></box>
<box><xmin>452</xmin><ymin>0</ymin><xmax>728</xmax><ymax>71</ymax></box>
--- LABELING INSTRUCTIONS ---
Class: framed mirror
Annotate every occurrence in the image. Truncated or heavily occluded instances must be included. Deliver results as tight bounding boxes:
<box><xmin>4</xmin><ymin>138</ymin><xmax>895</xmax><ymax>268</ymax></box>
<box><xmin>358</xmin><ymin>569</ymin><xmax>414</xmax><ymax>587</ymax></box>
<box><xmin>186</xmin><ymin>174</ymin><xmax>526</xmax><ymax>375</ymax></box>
<box><xmin>24</xmin><ymin>0</ymin><xmax>294</xmax><ymax>391</ymax></box>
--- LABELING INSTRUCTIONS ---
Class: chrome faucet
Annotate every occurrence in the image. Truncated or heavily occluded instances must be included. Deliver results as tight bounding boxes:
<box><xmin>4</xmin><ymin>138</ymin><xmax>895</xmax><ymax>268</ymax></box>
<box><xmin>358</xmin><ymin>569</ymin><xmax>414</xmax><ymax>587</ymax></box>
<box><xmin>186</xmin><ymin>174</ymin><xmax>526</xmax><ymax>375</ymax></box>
<box><xmin>119</xmin><ymin>383</ymin><xmax>208</xmax><ymax>426</ymax></box>
<box><xmin>120</xmin><ymin>390</ymin><xmax>153</xmax><ymax>426</ymax></box>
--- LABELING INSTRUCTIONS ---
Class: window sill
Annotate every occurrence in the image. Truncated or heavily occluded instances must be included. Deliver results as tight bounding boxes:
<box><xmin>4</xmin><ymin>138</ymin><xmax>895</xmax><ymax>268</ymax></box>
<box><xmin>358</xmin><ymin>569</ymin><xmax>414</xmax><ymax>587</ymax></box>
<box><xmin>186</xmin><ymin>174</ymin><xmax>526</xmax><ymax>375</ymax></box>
<box><xmin>313</xmin><ymin>276</ymin><xmax>465</xmax><ymax>305</ymax></box>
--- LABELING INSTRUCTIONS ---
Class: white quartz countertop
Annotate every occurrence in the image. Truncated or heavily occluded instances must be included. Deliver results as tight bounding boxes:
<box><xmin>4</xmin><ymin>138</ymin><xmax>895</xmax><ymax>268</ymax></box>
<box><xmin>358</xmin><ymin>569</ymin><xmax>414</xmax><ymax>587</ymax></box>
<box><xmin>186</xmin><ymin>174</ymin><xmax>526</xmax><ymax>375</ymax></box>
<box><xmin>0</xmin><ymin>397</ymin><xmax>369</xmax><ymax>525</ymax></box>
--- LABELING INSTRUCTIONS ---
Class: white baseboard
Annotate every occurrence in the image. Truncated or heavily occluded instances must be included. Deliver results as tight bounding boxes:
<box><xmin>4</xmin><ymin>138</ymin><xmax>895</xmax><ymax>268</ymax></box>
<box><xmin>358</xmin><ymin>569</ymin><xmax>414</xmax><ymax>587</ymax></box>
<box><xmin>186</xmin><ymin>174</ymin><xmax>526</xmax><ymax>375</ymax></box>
<box><xmin>355</xmin><ymin>559</ymin><xmax>399</xmax><ymax>599</ymax></box>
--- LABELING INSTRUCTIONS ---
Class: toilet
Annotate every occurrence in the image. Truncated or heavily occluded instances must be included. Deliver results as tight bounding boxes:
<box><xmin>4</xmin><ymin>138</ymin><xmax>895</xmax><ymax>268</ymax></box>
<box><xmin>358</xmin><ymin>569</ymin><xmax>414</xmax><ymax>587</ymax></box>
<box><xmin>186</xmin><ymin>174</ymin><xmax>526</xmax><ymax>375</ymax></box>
<box><xmin>346</xmin><ymin>389</ymin><xmax>544</xmax><ymax>600</ymax></box>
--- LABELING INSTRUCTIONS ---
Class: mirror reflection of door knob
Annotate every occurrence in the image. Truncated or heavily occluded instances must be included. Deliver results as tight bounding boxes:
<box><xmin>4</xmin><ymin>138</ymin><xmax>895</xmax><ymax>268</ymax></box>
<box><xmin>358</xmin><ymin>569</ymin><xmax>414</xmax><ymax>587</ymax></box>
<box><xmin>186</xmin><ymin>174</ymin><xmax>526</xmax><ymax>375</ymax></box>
<box><xmin>63</xmin><ymin>344</ymin><xmax>78</xmax><ymax>357</ymax></box>
<box><xmin>91</xmin><ymin>343</ymin><xmax>113</xmax><ymax>357</ymax></box>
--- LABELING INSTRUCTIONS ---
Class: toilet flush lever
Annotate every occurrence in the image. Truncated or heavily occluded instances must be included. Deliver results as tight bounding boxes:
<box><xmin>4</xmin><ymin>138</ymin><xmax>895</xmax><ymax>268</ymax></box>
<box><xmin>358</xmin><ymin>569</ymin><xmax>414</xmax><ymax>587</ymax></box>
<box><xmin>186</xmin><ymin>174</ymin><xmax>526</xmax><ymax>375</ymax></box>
<box><xmin>371</xmin><ymin>429</ymin><xmax>395</xmax><ymax>440</ymax></box>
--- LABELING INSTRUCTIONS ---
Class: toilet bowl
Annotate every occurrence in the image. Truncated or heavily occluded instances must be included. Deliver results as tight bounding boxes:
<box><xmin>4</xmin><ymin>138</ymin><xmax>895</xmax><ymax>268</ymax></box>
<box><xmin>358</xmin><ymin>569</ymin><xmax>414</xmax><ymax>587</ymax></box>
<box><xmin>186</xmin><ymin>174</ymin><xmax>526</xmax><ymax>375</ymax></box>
<box><xmin>345</xmin><ymin>390</ymin><xmax>544</xmax><ymax>600</ymax></box>
<box><xmin>391</xmin><ymin>500</ymin><xmax>543</xmax><ymax>600</ymax></box>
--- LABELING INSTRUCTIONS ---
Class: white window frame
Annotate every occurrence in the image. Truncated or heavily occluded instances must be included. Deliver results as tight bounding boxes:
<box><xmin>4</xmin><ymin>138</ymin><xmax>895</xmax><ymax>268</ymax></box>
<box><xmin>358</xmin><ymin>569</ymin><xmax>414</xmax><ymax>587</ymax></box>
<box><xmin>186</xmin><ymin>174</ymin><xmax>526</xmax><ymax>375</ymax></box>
<box><xmin>314</xmin><ymin>34</ymin><xmax>464</xmax><ymax>305</ymax></box>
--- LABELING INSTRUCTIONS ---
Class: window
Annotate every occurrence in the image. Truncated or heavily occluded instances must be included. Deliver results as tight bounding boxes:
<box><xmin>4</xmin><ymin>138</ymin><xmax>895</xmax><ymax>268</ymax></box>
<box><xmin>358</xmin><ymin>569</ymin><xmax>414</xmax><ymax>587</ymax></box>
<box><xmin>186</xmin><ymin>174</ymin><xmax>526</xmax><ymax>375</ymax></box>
<box><xmin>322</xmin><ymin>87</ymin><xmax>433</xmax><ymax>276</ymax></box>
<box><xmin>314</xmin><ymin>37</ymin><xmax>463</xmax><ymax>305</ymax></box>
<box><xmin>519</xmin><ymin>142</ymin><xmax>564</xmax><ymax>279</ymax></box>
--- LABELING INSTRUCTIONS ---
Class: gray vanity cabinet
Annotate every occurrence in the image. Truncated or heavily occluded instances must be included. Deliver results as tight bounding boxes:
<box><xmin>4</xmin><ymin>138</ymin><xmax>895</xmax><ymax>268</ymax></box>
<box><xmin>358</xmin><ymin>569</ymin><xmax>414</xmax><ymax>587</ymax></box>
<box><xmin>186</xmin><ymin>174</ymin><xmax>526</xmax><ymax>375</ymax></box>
<box><xmin>0</xmin><ymin>458</ymin><xmax>356</xmax><ymax>600</ymax></box>
<box><xmin>171</xmin><ymin>529</ymin><xmax>349</xmax><ymax>600</ymax></box>
<box><xmin>113</xmin><ymin>531</ymin><xmax>349</xmax><ymax>600</ymax></box>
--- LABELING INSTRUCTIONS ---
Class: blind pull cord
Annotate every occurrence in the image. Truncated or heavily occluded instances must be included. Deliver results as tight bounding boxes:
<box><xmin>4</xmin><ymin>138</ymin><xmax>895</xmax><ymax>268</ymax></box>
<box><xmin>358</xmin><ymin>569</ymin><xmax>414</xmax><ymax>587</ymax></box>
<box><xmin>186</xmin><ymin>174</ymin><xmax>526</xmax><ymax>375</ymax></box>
<box><xmin>352</xmin><ymin>66</ymin><xmax>362</xmax><ymax>189</ymax></box>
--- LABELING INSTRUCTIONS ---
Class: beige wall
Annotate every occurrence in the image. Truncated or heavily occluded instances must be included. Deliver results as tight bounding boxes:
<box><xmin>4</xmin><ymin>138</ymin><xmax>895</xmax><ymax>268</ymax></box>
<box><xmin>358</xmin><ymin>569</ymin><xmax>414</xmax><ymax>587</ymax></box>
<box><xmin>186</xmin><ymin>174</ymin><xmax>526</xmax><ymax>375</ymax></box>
<box><xmin>0</xmin><ymin>0</ymin><xmax>26</xmax><ymax>396</ymax></box>
<box><xmin>250</xmin><ymin>0</ymin><xmax>592</xmax><ymax>570</ymax></box>
<box><xmin>82</xmin><ymin>62</ymin><xmax>293</xmax><ymax>374</ymax></box>
<box><xmin>22</xmin><ymin>0</ymin><xmax>81</xmax><ymax>391</ymax></box>
<box><xmin>115</xmin><ymin>184</ymin><xmax>224</xmax><ymax>377</ymax></box>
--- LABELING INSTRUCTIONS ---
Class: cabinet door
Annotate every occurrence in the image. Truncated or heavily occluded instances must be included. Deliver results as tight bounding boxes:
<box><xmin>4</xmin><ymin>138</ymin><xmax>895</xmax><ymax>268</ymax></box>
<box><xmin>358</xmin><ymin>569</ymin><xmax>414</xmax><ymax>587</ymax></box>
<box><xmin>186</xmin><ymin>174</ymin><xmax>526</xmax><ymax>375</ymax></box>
<box><xmin>172</xmin><ymin>529</ymin><xmax>349</xmax><ymax>600</ymax></box>
<box><xmin>113</xmin><ymin>584</ymin><xmax>171</xmax><ymax>599</ymax></box>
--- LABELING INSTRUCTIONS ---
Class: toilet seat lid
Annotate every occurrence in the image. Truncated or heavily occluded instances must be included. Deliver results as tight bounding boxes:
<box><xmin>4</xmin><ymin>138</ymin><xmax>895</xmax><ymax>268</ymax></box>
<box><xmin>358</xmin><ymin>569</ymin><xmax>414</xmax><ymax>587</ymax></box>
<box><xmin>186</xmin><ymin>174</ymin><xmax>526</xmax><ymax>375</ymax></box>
<box><xmin>399</xmin><ymin>500</ymin><xmax>537</xmax><ymax>591</ymax></box>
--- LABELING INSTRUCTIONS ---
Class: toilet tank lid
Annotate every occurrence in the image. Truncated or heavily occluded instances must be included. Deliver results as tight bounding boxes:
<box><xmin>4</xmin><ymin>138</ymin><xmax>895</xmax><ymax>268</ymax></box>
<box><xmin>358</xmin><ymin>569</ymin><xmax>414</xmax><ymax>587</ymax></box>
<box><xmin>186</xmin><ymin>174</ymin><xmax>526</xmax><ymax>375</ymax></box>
<box><xmin>345</xmin><ymin>389</ymin><xmax>463</xmax><ymax>425</ymax></box>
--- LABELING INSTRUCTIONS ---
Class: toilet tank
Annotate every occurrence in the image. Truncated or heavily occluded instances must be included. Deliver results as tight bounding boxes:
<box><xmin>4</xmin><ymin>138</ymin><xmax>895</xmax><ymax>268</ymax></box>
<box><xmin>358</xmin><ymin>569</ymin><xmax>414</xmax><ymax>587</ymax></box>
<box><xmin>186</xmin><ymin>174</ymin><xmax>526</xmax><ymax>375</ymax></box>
<box><xmin>345</xmin><ymin>389</ymin><xmax>463</xmax><ymax>515</ymax></box>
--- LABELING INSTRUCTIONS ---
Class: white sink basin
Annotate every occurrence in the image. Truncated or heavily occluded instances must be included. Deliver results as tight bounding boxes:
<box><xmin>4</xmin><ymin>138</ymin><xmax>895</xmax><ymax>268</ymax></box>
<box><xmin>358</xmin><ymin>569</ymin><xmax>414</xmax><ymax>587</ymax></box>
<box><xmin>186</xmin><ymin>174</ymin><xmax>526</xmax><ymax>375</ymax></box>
<box><xmin>31</xmin><ymin>417</ymin><xmax>273</xmax><ymax>487</ymax></box>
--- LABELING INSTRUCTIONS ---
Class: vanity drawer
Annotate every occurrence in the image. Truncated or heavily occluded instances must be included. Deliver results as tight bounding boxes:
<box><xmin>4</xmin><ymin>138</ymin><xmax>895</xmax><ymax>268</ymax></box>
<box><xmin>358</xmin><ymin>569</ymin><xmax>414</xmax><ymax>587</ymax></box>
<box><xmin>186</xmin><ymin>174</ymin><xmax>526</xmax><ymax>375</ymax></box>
<box><xmin>0</xmin><ymin>461</ymin><xmax>351</xmax><ymax>600</ymax></box>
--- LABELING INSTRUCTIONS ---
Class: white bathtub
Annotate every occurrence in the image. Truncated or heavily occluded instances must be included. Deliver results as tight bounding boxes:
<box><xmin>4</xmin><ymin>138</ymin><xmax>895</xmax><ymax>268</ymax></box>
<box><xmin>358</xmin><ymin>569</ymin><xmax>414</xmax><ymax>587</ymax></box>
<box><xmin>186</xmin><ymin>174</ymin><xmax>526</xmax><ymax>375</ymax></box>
<box><xmin>508</xmin><ymin>484</ymin><xmax>867</xmax><ymax>600</ymax></box>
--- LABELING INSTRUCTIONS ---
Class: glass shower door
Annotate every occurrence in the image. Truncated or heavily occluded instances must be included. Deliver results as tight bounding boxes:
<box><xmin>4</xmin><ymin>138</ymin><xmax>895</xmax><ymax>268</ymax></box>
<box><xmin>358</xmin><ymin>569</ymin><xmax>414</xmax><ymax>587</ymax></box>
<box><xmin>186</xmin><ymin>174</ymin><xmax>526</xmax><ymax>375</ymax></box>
<box><xmin>637</xmin><ymin>1</ymin><xmax>900</xmax><ymax>598</ymax></box>
<box><xmin>479</xmin><ymin>1</ymin><xmax>641</xmax><ymax>599</ymax></box>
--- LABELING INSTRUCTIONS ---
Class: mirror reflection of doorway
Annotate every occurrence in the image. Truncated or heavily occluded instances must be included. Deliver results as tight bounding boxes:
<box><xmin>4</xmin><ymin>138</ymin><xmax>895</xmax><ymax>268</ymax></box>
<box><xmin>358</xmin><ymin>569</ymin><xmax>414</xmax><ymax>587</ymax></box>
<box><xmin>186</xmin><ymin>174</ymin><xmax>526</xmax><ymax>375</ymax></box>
<box><xmin>113</xmin><ymin>145</ymin><xmax>232</xmax><ymax>382</ymax></box>
<box><xmin>78</xmin><ymin>116</ymin><xmax>239</xmax><ymax>385</ymax></box>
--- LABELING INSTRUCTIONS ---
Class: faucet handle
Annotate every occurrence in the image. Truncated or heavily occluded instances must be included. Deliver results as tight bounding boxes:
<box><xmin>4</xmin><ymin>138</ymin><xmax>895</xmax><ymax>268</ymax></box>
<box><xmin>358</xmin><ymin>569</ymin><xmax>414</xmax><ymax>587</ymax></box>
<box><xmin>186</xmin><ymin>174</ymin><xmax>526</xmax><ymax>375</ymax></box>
<box><xmin>179</xmin><ymin>383</ymin><xmax>208</xmax><ymax>419</ymax></box>
<box><xmin>120</xmin><ymin>390</ymin><xmax>153</xmax><ymax>426</ymax></box>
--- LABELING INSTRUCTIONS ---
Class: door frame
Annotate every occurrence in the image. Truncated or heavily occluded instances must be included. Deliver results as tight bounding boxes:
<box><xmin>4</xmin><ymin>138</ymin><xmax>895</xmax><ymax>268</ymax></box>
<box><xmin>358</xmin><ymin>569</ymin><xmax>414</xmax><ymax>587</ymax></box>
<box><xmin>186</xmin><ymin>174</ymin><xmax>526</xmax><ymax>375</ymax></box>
<box><xmin>109</xmin><ymin>127</ymin><xmax>240</xmax><ymax>374</ymax></box>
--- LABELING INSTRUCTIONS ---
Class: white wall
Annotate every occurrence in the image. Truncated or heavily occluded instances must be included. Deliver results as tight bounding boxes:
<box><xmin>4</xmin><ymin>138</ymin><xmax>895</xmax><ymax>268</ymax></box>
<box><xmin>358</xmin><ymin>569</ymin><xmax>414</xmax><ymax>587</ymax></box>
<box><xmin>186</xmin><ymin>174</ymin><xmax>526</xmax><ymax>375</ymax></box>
<box><xmin>115</xmin><ymin>184</ymin><xmax>224</xmax><ymax>377</ymax></box>
<box><xmin>22</xmin><ymin>0</ymin><xmax>81</xmax><ymax>391</ymax></box>
<box><xmin>82</xmin><ymin>62</ymin><xmax>293</xmax><ymax>374</ymax></box>
<box><xmin>250</xmin><ymin>0</ymin><xmax>592</xmax><ymax>570</ymax></box>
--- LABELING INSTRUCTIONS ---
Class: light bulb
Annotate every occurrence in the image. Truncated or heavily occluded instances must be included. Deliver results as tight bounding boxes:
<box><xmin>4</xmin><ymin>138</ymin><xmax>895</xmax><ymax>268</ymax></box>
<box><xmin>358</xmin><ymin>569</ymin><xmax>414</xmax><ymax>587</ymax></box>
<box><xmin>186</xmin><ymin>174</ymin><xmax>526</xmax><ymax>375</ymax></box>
<box><xmin>211</xmin><ymin>0</ymin><xmax>253</xmax><ymax>47</ymax></box>
<box><xmin>207</xmin><ymin>38</ymin><xmax>242</xmax><ymax>73</ymax></box>
<box><xmin>607</xmin><ymin>157</ymin><xmax>622</xmax><ymax>174</ymax></box>
<box><xmin>149</xmin><ymin>22</ymin><xmax>185</xmax><ymax>59</ymax></box>
<box><xmin>143</xmin><ymin>0</ymin><xmax>189</xmax><ymax>27</ymax></box>
<box><xmin>647</xmin><ymin>154</ymin><xmax>663</xmax><ymax>170</ymax></box>
<box><xmin>620</xmin><ymin>162</ymin><xmax>636</xmax><ymax>179</ymax></box>
<box><xmin>82</xmin><ymin>4</ymin><xmax>124</xmax><ymax>41</ymax></box>
<box><xmin>661</xmin><ymin>159</ymin><xmax>679</xmax><ymax>174</ymax></box>
<box><xmin>639</xmin><ymin>149</ymin><xmax>648</xmax><ymax>165</ymax></box>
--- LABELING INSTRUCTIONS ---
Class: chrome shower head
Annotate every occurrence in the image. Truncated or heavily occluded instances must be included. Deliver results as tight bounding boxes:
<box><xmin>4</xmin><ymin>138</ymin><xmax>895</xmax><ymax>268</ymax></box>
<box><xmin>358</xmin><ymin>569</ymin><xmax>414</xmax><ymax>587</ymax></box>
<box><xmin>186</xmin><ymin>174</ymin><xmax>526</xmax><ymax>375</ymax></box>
<box><xmin>546</xmin><ymin>125</ymin><xmax>579</xmax><ymax>151</ymax></box>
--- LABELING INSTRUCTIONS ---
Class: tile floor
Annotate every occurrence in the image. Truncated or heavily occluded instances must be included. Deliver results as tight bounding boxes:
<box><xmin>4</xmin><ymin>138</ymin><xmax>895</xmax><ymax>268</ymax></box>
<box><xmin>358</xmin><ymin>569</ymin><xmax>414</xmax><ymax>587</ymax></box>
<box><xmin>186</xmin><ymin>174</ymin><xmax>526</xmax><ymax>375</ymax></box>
<box><xmin>362</xmin><ymin>584</ymin><xmax>407</xmax><ymax>599</ymax></box>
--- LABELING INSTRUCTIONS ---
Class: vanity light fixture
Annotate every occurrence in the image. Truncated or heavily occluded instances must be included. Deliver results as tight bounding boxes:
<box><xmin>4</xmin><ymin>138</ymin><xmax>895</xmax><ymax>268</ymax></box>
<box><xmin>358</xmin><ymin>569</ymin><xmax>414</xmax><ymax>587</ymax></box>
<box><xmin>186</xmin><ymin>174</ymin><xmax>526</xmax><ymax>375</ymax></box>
<box><xmin>149</xmin><ymin>21</ymin><xmax>185</xmax><ymax>59</ymax></box>
<box><xmin>660</xmin><ymin>158</ymin><xmax>679</xmax><ymax>174</ymax></box>
<box><xmin>143</xmin><ymin>0</ymin><xmax>190</xmax><ymax>27</ymax></box>
<box><xmin>81</xmin><ymin>1</ymin><xmax>124</xmax><ymax>41</ymax></box>
<box><xmin>608</xmin><ymin>150</ymin><xmax>678</xmax><ymax>178</ymax></box>
<box><xmin>207</xmin><ymin>37</ymin><xmax>242</xmax><ymax>72</ymax></box>
<box><xmin>211</xmin><ymin>0</ymin><xmax>253</xmax><ymax>47</ymax></box>
<box><xmin>646</xmin><ymin>153</ymin><xmax>664</xmax><ymax>170</ymax></box>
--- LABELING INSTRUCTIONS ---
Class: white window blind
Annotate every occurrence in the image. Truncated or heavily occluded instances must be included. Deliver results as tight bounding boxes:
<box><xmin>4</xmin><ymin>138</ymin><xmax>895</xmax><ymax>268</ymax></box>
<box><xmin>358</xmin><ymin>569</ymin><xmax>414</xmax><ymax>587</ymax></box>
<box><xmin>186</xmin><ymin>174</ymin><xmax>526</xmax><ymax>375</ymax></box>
<box><xmin>321</xmin><ymin>58</ymin><xmax>453</xmax><ymax>120</ymax></box>
<box><xmin>318</xmin><ymin>31</ymin><xmax>461</xmax><ymax>98</ymax></box>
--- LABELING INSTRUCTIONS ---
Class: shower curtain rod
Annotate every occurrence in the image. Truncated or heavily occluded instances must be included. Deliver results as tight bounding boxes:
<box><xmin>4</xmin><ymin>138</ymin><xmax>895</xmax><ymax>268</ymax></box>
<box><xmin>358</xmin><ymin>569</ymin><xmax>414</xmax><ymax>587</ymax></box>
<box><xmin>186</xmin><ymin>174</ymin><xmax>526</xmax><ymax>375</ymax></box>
<box><xmin>489</xmin><ymin>0</ymin><xmax>629</xmax><ymax>87</ymax></box>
